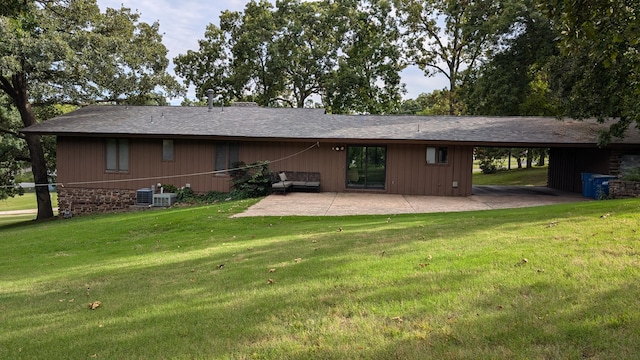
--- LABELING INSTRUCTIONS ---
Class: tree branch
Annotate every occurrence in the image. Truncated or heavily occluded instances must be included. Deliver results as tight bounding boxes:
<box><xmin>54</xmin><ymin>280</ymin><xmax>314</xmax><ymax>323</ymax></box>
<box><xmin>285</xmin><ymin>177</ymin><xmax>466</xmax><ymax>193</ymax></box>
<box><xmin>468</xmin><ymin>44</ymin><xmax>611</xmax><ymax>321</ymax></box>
<box><xmin>0</xmin><ymin>74</ymin><xmax>16</xmax><ymax>99</ymax></box>
<box><xmin>269</xmin><ymin>97</ymin><xmax>295</xmax><ymax>108</ymax></box>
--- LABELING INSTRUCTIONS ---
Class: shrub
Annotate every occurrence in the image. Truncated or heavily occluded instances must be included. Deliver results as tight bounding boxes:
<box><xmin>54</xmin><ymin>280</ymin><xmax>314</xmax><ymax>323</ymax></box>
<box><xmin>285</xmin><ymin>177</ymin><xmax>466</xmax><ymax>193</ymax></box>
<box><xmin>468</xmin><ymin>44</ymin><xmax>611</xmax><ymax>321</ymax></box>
<box><xmin>160</xmin><ymin>184</ymin><xmax>178</xmax><ymax>193</ymax></box>
<box><xmin>622</xmin><ymin>167</ymin><xmax>640</xmax><ymax>182</ymax></box>
<box><xmin>229</xmin><ymin>161</ymin><xmax>272</xmax><ymax>198</ymax></box>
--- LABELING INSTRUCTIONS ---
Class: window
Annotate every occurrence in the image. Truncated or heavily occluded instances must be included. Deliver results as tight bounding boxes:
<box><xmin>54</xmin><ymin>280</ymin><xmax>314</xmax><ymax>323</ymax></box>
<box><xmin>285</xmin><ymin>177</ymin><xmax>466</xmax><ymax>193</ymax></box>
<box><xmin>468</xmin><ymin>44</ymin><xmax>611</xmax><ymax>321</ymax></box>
<box><xmin>346</xmin><ymin>145</ymin><xmax>386</xmax><ymax>189</ymax></box>
<box><xmin>426</xmin><ymin>146</ymin><xmax>448</xmax><ymax>164</ymax></box>
<box><xmin>105</xmin><ymin>139</ymin><xmax>129</xmax><ymax>172</ymax></box>
<box><xmin>215</xmin><ymin>142</ymin><xmax>239</xmax><ymax>173</ymax></box>
<box><xmin>162</xmin><ymin>140</ymin><xmax>174</xmax><ymax>161</ymax></box>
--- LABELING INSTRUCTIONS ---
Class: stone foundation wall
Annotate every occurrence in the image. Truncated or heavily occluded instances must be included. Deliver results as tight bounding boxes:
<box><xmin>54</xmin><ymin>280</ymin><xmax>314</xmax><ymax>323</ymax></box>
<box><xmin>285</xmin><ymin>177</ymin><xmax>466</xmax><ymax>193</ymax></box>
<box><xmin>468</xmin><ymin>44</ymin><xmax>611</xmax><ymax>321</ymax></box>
<box><xmin>58</xmin><ymin>187</ymin><xmax>137</xmax><ymax>217</ymax></box>
<box><xmin>608</xmin><ymin>180</ymin><xmax>640</xmax><ymax>199</ymax></box>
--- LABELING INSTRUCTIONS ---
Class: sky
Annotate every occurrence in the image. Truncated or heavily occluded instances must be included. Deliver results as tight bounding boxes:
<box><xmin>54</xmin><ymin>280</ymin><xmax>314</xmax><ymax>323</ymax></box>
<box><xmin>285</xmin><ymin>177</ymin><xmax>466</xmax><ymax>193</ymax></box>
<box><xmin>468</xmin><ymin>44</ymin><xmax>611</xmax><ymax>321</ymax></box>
<box><xmin>96</xmin><ymin>0</ymin><xmax>448</xmax><ymax>105</ymax></box>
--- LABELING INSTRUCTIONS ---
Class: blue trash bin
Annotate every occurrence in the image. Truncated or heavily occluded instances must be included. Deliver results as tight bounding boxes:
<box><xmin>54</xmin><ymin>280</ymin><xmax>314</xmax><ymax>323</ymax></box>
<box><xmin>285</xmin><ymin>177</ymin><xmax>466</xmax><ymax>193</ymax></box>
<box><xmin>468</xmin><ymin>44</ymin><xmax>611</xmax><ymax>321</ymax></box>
<box><xmin>581</xmin><ymin>173</ymin><xmax>594</xmax><ymax>198</ymax></box>
<box><xmin>592</xmin><ymin>175</ymin><xmax>617</xmax><ymax>199</ymax></box>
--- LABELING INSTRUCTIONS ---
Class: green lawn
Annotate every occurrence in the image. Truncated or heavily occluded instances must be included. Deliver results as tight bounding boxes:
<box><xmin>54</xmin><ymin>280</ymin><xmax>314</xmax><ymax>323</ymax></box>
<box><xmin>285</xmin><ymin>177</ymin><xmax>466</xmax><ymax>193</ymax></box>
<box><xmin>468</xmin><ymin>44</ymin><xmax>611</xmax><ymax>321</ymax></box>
<box><xmin>473</xmin><ymin>166</ymin><xmax>548</xmax><ymax>186</ymax></box>
<box><xmin>1</xmin><ymin>198</ymin><xmax>639</xmax><ymax>359</ymax></box>
<box><xmin>0</xmin><ymin>192</ymin><xmax>58</xmax><ymax>211</ymax></box>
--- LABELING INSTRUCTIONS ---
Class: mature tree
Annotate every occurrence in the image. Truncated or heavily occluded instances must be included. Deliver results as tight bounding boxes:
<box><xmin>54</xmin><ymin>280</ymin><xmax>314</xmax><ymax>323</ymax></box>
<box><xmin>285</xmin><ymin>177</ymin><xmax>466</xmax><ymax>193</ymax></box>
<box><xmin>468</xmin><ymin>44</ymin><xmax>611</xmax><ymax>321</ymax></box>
<box><xmin>175</xmin><ymin>0</ymin><xmax>405</xmax><ymax>113</ymax></box>
<box><xmin>174</xmin><ymin>24</ymin><xmax>233</xmax><ymax>102</ymax></box>
<box><xmin>462</xmin><ymin>2</ymin><xmax>558</xmax><ymax>116</ymax></box>
<box><xmin>0</xmin><ymin>0</ymin><xmax>182</xmax><ymax>219</ymax></box>
<box><xmin>394</xmin><ymin>0</ymin><xmax>516</xmax><ymax>115</ymax></box>
<box><xmin>0</xmin><ymin>97</ymin><xmax>25</xmax><ymax>200</ymax></box>
<box><xmin>272</xmin><ymin>0</ymin><xmax>338</xmax><ymax>108</ymax></box>
<box><xmin>175</xmin><ymin>1</ymin><xmax>286</xmax><ymax>106</ymax></box>
<box><xmin>542</xmin><ymin>0</ymin><xmax>640</xmax><ymax>144</ymax></box>
<box><xmin>222</xmin><ymin>0</ymin><xmax>285</xmax><ymax>105</ymax></box>
<box><xmin>399</xmin><ymin>89</ymin><xmax>462</xmax><ymax>115</ymax></box>
<box><xmin>324</xmin><ymin>0</ymin><xmax>405</xmax><ymax>114</ymax></box>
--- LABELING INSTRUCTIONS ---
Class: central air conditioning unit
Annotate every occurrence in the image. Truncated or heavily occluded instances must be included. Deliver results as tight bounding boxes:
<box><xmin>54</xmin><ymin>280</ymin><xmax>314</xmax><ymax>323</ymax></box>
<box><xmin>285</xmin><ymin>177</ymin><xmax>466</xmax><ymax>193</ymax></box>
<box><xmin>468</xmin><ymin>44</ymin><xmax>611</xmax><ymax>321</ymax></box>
<box><xmin>136</xmin><ymin>188</ymin><xmax>154</xmax><ymax>206</ymax></box>
<box><xmin>153</xmin><ymin>193</ymin><xmax>177</xmax><ymax>207</ymax></box>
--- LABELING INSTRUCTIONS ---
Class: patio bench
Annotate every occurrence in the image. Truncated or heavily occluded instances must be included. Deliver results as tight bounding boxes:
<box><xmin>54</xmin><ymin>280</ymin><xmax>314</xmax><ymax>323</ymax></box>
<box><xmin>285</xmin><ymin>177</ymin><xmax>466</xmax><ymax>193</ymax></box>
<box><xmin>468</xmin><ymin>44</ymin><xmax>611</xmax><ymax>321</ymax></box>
<box><xmin>271</xmin><ymin>171</ymin><xmax>321</xmax><ymax>194</ymax></box>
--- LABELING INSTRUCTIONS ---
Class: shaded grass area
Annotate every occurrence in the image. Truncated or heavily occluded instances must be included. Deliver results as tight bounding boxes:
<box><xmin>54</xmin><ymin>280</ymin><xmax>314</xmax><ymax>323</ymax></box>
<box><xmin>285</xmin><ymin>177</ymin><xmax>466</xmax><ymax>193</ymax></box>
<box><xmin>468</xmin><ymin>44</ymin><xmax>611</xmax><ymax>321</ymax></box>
<box><xmin>473</xmin><ymin>166</ymin><xmax>548</xmax><ymax>186</ymax></box>
<box><xmin>1</xmin><ymin>198</ymin><xmax>639</xmax><ymax>359</ymax></box>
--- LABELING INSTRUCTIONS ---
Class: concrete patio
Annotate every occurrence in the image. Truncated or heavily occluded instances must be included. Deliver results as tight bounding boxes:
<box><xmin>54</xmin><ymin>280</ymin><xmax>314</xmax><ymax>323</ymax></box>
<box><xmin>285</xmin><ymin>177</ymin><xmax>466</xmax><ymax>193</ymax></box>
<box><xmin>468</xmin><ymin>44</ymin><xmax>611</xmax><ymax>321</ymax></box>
<box><xmin>233</xmin><ymin>186</ymin><xmax>589</xmax><ymax>217</ymax></box>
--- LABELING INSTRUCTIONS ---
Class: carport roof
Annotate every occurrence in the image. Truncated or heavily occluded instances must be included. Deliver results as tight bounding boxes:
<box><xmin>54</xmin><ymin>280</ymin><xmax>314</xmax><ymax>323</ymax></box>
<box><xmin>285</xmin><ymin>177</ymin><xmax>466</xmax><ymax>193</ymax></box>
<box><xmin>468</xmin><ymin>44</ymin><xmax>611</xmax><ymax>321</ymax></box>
<box><xmin>21</xmin><ymin>105</ymin><xmax>640</xmax><ymax>146</ymax></box>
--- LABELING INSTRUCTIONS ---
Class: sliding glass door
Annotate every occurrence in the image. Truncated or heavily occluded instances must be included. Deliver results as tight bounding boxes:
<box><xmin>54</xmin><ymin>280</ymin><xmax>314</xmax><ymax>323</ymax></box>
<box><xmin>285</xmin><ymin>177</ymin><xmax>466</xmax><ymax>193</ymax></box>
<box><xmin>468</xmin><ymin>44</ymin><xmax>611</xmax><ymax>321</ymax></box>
<box><xmin>346</xmin><ymin>145</ymin><xmax>386</xmax><ymax>189</ymax></box>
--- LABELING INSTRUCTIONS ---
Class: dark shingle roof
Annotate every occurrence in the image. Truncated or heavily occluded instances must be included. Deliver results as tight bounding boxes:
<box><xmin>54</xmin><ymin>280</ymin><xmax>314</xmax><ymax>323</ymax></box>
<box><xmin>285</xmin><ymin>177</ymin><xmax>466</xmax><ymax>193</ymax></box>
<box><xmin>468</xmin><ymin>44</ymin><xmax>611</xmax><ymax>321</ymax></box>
<box><xmin>21</xmin><ymin>105</ymin><xmax>640</xmax><ymax>146</ymax></box>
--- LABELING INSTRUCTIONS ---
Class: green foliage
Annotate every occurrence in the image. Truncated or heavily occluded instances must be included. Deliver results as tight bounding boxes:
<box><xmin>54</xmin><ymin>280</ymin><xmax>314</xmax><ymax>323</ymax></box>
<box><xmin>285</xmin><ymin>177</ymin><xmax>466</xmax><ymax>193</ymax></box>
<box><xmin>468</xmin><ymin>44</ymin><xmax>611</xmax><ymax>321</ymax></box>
<box><xmin>322</xmin><ymin>0</ymin><xmax>405</xmax><ymax>114</ymax></box>
<box><xmin>394</xmin><ymin>0</ymin><xmax>517</xmax><ymax>115</ymax></box>
<box><xmin>174</xmin><ymin>0</ymin><xmax>404</xmax><ymax>114</ymax></box>
<box><xmin>621</xmin><ymin>167</ymin><xmax>640</xmax><ymax>182</ymax></box>
<box><xmin>462</xmin><ymin>4</ymin><xmax>559</xmax><ymax>116</ymax></box>
<box><xmin>159</xmin><ymin>184</ymin><xmax>178</xmax><ymax>194</ymax></box>
<box><xmin>1</xmin><ymin>0</ymin><xmax>183</xmax><ymax>219</ymax></box>
<box><xmin>230</xmin><ymin>161</ymin><xmax>272</xmax><ymax>198</ymax></box>
<box><xmin>399</xmin><ymin>89</ymin><xmax>463</xmax><ymax>115</ymax></box>
<box><xmin>475</xmin><ymin>147</ymin><xmax>509</xmax><ymax>174</ymax></box>
<box><xmin>541</xmin><ymin>0</ymin><xmax>640</xmax><ymax>144</ymax></box>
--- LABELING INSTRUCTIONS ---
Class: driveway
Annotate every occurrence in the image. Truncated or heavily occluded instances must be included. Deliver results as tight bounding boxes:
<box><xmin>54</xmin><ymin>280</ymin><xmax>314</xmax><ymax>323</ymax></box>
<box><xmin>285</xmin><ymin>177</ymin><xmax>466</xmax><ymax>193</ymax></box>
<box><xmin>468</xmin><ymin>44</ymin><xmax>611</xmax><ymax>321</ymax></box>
<box><xmin>233</xmin><ymin>186</ymin><xmax>589</xmax><ymax>217</ymax></box>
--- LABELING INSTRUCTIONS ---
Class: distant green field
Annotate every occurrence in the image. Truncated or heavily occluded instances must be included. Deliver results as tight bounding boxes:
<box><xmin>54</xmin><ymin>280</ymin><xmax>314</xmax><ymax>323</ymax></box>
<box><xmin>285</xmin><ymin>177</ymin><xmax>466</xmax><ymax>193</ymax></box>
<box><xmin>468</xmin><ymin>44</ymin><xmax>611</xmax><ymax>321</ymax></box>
<box><xmin>0</xmin><ymin>192</ymin><xmax>58</xmax><ymax>211</ymax></box>
<box><xmin>473</xmin><ymin>166</ymin><xmax>548</xmax><ymax>186</ymax></box>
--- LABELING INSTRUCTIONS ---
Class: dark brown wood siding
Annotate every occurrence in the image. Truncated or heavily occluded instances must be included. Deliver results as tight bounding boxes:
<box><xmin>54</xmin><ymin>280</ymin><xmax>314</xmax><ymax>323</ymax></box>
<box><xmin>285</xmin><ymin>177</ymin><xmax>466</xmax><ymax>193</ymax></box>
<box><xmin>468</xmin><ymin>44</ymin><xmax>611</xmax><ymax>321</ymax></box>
<box><xmin>386</xmin><ymin>144</ymin><xmax>473</xmax><ymax>196</ymax></box>
<box><xmin>548</xmin><ymin>147</ymin><xmax>612</xmax><ymax>193</ymax></box>
<box><xmin>58</xmin><ymin>137</ymin><xmax>229</xmax><ymax>192</ymax></box>
<box><xmin>57</xmin><ymin>137</ymin><xmax>474</xmax><ymax>196</ymax></box>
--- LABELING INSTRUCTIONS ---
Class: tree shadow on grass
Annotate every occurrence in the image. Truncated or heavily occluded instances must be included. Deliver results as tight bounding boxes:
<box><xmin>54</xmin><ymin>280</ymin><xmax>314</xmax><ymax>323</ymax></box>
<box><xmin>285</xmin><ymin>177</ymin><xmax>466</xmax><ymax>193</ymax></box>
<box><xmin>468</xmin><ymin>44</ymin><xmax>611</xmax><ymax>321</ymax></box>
<box><xmin>2</xmin><ymin>200</ymin><xmax>639</xmax><ymax>358</ymax></box>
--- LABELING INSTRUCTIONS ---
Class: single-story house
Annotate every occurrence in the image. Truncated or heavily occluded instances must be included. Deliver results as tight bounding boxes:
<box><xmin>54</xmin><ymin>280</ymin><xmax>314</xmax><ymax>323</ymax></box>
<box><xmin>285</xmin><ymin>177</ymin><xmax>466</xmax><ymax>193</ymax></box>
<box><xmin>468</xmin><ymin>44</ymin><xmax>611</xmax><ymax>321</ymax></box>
<box><xmin>21</xmin><ymin>104</ymin><xmax>640</xmax><ymax>215</ymax></box>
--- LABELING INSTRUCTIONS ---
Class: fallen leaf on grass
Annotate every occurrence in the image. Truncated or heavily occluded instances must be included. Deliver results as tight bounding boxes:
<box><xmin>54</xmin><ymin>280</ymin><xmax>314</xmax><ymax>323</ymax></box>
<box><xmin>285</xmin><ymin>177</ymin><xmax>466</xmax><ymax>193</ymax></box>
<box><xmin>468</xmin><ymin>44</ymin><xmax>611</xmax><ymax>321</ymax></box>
<box><xmin>267</xmin><ymin>279</ymin><xmax>275</xmax><ymax>284</ymax></box>
<box><xmin>268</xmin><ymin>268</ymin><xmax>276</xmax><ymax>273</ymax></box>
<box><xmin>419</xmin><ymin>263</ymin><xmax>429</xmax><ymax>268</ymax></box>
<box><xmin>88</xmin><ymin>301</ymin><xmax>101</xmax><ymax>310</ymax></box>
<box><xmin>217</xmin><ymin>264</ymin><xmax>225</xmax><ymax>269</ymax></box>
<box><xmin>391</xmin><ymin>316</ymin><xmax>403</xmax><ymax>322</ymax></box>
<box><xmin>294</xmin><ymin>258</ymin><xmax>302</xmax><ymax>263</ymax></box>
<box><xmin>546</xmin><ymin>221</ymin><xmax>558</xmax><ymax>228</ymax></box>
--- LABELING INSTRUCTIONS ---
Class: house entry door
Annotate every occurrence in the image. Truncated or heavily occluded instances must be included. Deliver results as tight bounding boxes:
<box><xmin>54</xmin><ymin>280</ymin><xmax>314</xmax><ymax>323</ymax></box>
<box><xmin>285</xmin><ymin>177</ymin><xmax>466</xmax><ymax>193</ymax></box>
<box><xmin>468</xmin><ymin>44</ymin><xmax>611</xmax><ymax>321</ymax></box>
<box><xmin>346</xmin><ymin>145</ymin><xmax>386</xmax><ymax>189</ymax></box>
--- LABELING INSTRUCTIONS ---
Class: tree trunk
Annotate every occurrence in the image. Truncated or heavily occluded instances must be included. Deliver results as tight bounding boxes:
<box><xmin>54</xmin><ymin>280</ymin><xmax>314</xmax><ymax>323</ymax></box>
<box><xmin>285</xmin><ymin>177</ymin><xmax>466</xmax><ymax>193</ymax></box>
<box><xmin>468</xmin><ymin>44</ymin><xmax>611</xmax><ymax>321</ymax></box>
<box><xmin>448</xmin><ymin>77</ymin><xmax>455</xmax><ymax>116</ymax></box>
<box><xmin>12</xmin><ymin>74</ymin><xmax>54</xmax><ymax>220</ymax></box>
<box><xmin>526</xmin><ymin>148</ymin><xmax>533</xmax><ymax>168</ymax></box>
<box><xmin>25</xmin><ymin>133</ymin><xmax>54</xmax><ymax>220</ymax></box>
